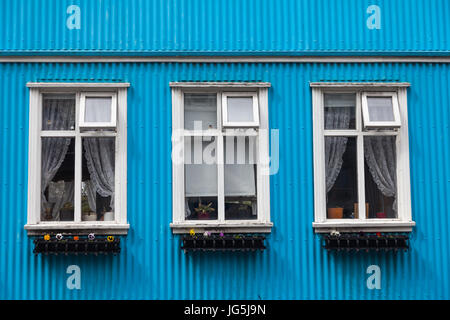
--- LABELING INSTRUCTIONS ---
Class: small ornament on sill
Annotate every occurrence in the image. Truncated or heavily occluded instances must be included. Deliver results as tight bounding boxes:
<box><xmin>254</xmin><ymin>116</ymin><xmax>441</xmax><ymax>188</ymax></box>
<box><xmin>88</xmin><ymin>233</ymin><xmax>95</xmax><ymax>240</ymax></box>
<box><xmin>189</xmin><ymin>229</ymin><xmax>195</xmax><ymax>236</ymax></box>
<box><xmin>73</xmin><ymin>236</ymin><xmax>79</xmax><ymax>241</ymax></box>
<box><xmin>56</xmin><ymin>233</ymin><xmax>63</xmax><ymax>241</ymax></box>
<box><xmin>107</xmin><ymin>236</ymin><xmax>114</xmax><ymax>242</ymax></box>
<box><xmin>43</xmin><ymin>234</ymin><xmax>50</xmax><ymax>241</ymax></box>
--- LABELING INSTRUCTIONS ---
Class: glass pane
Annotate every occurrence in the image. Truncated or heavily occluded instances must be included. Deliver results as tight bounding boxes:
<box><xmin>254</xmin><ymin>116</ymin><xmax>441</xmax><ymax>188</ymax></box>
<box><xmin>41</xmin><ymin>137</ymin><xmax>75</xmax><ymax>221</ymax></box>
<box><xmin>82</xmin><ymin>137</ymin><xmax>115</xmax><ymax>221</ymax></box>
<box><xmin>184</xmin><ymin>94</ymin><xmax>217</xmax><ymax>130</ymax></box>
<box><xmin>325</xmin><ymin>137</ymin><xmax>358</xmax><ymax>219</ymax></box>
<box><xmin>367</xmin><ymin>96</ymin><xmax>395</xmax><ymax>121</ymax></box>
<box><xmin>84</xmin><ymin>97</ymin><xmax>112</xmax><ymax>123</ymax></box>
<box><xmin>224</xmin><ymin>136</ymin><xmax>257</xmax><ymax>220</ymax></box>
<box><xmin>42</xmin><ymin>94</ymin><xmax>75</xmax><ymax>130</ymax></box>
<box><xmin>324</xmin><ymin>93</ymin><xmax>356</xmax><ymax>129</ymax></box>
<box><xmin>184</xmin><ymin>136</ymin><xmax>218</xmax><ymax>220</ymax></box>
<box><xmin>364</xmin><ymin>136</ymin><xmax>397</xmax><ymax>219</ymax></box>
<box><xmin>227</xmin><ymin>97</ymin><xmax>254</xmax><ymax>123</ymax></box>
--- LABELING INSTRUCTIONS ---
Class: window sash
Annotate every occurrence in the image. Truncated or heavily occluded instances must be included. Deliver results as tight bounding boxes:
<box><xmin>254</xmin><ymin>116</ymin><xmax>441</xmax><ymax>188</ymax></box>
<box><xmin>79</xmin><ymin>92</ymin><xmax>117</xmax><ymax>128</ymax></box>
<box><xmin>312</xmin><ymin>87</ymin><xmax>412</xmax><ymax>229</ymax></box>
<box><xmin>222</xmin><ymin>92</ymin><xmax>260</xmax><ymax>127</ymax></box>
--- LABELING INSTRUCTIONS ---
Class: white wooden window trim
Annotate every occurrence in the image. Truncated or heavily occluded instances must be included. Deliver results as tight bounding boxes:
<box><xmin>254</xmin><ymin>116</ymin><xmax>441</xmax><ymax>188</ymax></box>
<box><xmin>361</xmin><ymin>92</ymin><xmax>401</xmax><ymax>129</ymax></box>
<box><xmin>222</xmin><ymin>92</ymin><xmax>260</xmax><ymax>127</ymax></box>
<box><xmin>79</xmin><ymin>92</ymin><xmax>117</xmax><ymax>128</ymax></box>
<box><xmin>171</xmin><ymin>86</ymin><xmax>272</xmax><ymax>234</ymax></box>
<box><xmin>312</xmin><ymin>86</ymin><xmax>415</xmax><ymax>233</ymax></box>
<box><xmin>25</xmin><ymin>85</ymin><xmax>129</xmax><ymax>235</ymax></box>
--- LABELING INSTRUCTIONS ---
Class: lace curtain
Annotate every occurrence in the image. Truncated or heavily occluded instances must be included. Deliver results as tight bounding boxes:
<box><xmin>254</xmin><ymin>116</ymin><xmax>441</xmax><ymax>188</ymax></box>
<box><xmin>48</xmin><ymin>181</ymin><xmax>74</xmax><ymax>220</ymax></box>
<box><xmin>85</xmin><ymin>180</ymin><xmax>97</xmax><ymax>213</ymax></box>
<box><xmin>41</xmin><ymin>97</ymin><xmax>75</xmax><ymax>214</ymax></box>
<box><xmin>364</xmin><ymin>136</ymin><xmax>397</xmax><ymax>212</ymax></box>
<box><xmin>83</xmin><ymin>138</ymin><xmax>115</xmax><ymax>210</ymax></box>
<box><xmin>324</xmin><ymin>107</ymin><xmax>351</xmax><ymax>192</ymax></box>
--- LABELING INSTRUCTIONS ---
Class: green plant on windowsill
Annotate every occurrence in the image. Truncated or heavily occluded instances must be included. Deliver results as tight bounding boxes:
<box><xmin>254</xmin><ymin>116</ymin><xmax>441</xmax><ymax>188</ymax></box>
<box><xmin>194</xmin><ymin>202</ymin><xmax>215</xmax><ymax>220</ymax></box>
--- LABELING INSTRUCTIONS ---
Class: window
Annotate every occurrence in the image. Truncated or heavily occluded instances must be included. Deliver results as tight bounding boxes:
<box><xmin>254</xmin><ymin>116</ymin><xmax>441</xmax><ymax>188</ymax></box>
<box><xmin>222</xmin><ymin>92</ymin><xmax>259</xmax><ymax>127</ymax></box>
<box><xmin>311</xmin><ymin>83</ymin><xmax>415</xmax><ymax>233</ymax></box>
<box><xmin>25</xmin><ymin>83</ymin><xmax>129</xmax><ymax>235</ymax></box>
<box><xmin>170</xmin><ymin>82</ymin><xmax>272</xmax><ymax>234</ymax></box>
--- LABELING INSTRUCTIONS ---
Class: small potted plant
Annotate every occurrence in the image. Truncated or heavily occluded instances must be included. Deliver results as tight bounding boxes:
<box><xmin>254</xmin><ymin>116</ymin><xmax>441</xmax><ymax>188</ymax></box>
<box><xmin>327</xmin><ymin>206</ymin><xmax>344</xmax><ymax>219</ymax></box>
<box><xmin>195</xmin><ymin>202</ymin><xmax>215</xmax><ymax>220</ymax></box>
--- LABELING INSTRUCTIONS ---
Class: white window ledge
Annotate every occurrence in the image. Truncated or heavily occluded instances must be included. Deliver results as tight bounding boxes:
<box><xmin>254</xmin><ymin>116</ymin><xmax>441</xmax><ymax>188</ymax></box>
<box><xmin>170</xmin><ymin>222</ymin><xmax>273</xmax><ymax>234</ymax></box>
<box><xmin>24</xmin><ymin>223</ymin><xmax>130</xmax><ymax>236</ymax></box>
<box><xmin>312</xmin><ymin>221</ymin><xmax>416</xmax><ymax>233</ymax></box>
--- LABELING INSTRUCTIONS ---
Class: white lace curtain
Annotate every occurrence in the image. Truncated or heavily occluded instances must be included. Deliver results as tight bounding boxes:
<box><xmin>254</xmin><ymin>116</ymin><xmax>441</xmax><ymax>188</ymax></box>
<box><xmin>83</xmin><ymin>138</ymin><xmax>115</xmax><ymax>210</ymax></box>
<box><xmin>364</xmin><ymin>136</ymin><xmax>397</xmax><ymax>211</ymax></box>
<box><xmin>41</xmin><ymin>97</ymin><xmax>75</xmax><ymax>215</ymax></box>
<box><xmin>48</xmin><ymin>181</ymin><xmax>74</xmax><ymax>220</ymax></box>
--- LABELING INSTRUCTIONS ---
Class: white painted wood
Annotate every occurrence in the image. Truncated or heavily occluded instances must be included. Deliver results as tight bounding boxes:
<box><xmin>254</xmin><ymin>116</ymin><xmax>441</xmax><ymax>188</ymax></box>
<box><xmin>311</xmin><ymin>82</ymin><xmax>411</xmax><ymax>88</ymax></box>
<box><xmin>361</xmin><ymin>92</ymin><xmax>402</xmax><ymax>129</ymax></box>
<box><xmin>171</xmin><ymin>86</ymin><xmax>272</xmax><ymax>233</ymax></box>
<box><xmin>25</xmin><ymin>85</ymin><xmax>128</xmax><ymax>234</ymax></box>
<box><xmin>27</xmin><ymin>82</ymin><xmax>130</xmax><ymax>88</ymax></box>
<box><xmin>171</xmin><ymin>82</ymin><xmax>271</xmax><ymax>88</ymax></box>
<box><xmin>222</xmin><ymin>92</ymin><xmax>260</xmax><ymax>127</ymax></box>
<box><xmin>312</xmin><ymin>85</ymin><xmax>415</xmax><ymax>231</ymax></box>
<box><xmin>79</xmin><ymin>92</ymin><xmax>117</xmax><ymax>129</ymax></box>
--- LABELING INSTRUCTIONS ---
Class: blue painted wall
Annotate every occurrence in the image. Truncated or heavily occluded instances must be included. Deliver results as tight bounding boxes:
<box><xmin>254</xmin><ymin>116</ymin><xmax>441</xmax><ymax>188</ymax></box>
<box><xmin>0</xmin><ymin>0</ymin><xmax>449</xmax><ymax>55</ymax></box>
<box><xmin>0</xmin><ymin>62</ymin><xmax>449</xmax><ymax>299</ymax></box>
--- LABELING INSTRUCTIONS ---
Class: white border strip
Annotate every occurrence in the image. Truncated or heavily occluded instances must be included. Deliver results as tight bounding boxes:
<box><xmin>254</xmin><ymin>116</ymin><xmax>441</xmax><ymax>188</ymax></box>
<box><xmin>310</xmin><ymin>82</ymin><xmax>411</xmax><ymax>87</ymax></box>
<box><xmin>3</xmin><ymin>56</ymin><xmax>450</xmax><ymax>64</ymax></box>
<box><xmin>170</xmin><ymin>81</ymin><xmax>271</xmax><ymax>88</ymax></box>
<box><xmin>27</xmin><ymin>82</ymin><xmax>130</xmax><ymax>88</ymax></box>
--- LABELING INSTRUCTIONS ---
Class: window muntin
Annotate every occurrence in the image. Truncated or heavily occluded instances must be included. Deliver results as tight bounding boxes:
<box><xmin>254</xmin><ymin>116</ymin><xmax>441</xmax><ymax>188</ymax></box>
<box><xmin>27</xmin><ymin>86</ymin><xmax>127</xmax><ymax>231</ymax></box>
<box><xmin>362</xmin><ymin>92</ymin><xmax>401</xmax><ymax>129</ymax></box>
<box><xmin>312</xmin><ymin>86</ymin><xmax>413</xmax><ymax>231</ymax></box>
<box><xmin>79</xmin><ymin>92</ymin><xmax>117</xmax><ymax>128</ymax></box>
<box><xmin>222</xmin><ymin>92</ymin><xmax>259</xmax><ymax>127</ymax></box>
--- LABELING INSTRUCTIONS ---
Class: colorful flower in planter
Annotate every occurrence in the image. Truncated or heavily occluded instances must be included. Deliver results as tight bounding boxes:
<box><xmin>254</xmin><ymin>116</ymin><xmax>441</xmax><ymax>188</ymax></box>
<box><xmin>43</xmin><ymin>234</ymin><xmax>50</xmax><ymax>241</ymax></box>
<box><xmin>203</xmin><ymin>231</ymin><xmax>211</xmax><ymax>237</ymax></box>
<box><xmin>73</xmin><ymin>236</ymin><xmax>79</xmax><ymax>241</ymax></box>
<box><xmin>56</xmin><ymin>233</ymin><xmax>63</xmax><ymax>240</ymax></box>
<box><xmin>219</xmin><ymin>232</ymin><xmax>224</xmax><ymax>237</ymax></box>
<box><xmin>107</xmin><ymin>236</ymin><xmax>114</xmax><ymax>242</ymax></box>
<box><xmin>88</xmin><ymin>233</ymin><xmax>95</xmax><ymax>240</ymax></box>
<box><xmin>189</xmin><ymin>229</ymin><xmax>195</xmax><ymax>236</ymax></box>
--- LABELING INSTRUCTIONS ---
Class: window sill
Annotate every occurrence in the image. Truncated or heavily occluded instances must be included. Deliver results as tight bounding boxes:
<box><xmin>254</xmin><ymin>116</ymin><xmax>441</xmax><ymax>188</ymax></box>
<box><xmin>312</xmin><ymin>220</ymin><xmax>415</xmax><ymax>233</ymax></box>
<box><xmin>24</xmin><ymin>223</ymin><xmax>130</xmax><ymax>236</ymax></box>
<box><xmin>170</xmin><ymin>222</ymin><xmax>273</xmax><ymax>234</ymax></box>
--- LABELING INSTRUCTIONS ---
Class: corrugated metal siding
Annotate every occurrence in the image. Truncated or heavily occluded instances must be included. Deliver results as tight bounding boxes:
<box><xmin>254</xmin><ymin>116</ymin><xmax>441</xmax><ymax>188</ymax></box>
<box><xmin>0</xmin><ymin>0</ymin><xmax>449</xmax><ymax>55</ymax></box>
<box><xmin>0</xmin><ymin>62</ymin><xmax>449</xmax><ymax>299</ymax></box>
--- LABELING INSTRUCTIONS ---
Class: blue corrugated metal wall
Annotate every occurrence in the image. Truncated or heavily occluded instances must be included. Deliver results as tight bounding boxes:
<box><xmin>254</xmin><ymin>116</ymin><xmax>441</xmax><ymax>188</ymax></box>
<box><xmin>0</xmin><ymin>62</ymin><xmax>449</xmax><ymax>299</ymax></box>
<box><xmin>0</xmin><ymin>0</ymin><xmax>449</xmax><ymax>55</ymax></box>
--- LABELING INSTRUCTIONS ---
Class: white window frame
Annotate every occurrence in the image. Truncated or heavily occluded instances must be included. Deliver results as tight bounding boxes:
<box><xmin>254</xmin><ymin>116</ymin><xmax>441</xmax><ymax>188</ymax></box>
<box><xmin>310</xmin><ymin>83</ymin><xmax>415</xmax><ymax>233</ymax></box>
<box><xmin>25</xmin><ymin>83</ymin><xmax>129</xmax><ymax>235</ymax></box>
<box><xmin>222</xmin><ymin>92</ymin><xmax>260</xmax><ymax>127</ymax></box>
<box><xmin>79</xmin><ymin>92</ymin><xmax>117</xmax><ymax>129</ymax></box>
<box><xmin>361</xmin><ymin>91</ymin><xmax>401</xmax><ymax>129</ymax></box>
<box><xmin>169</xmin><ymin>82</ymin><xmax>272</xmax><ymax>234</ymax></box>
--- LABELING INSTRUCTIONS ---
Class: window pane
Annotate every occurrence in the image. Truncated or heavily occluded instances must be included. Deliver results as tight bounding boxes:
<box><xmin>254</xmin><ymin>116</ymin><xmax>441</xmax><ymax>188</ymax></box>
<box><xmin>82</xmin><ymin>137</ymin><xmax>115</xmax><ymax>221</ymax></box>
<box><xmin>324</xmin><ymin>93</ymin><xmax>356</xmax><ymax>129</ymax></box>
<box><xmin>184</xmin><ymin>136</ymin><xmax>218</xmax><ymax>220</ymax></box>
<box><xmin>367</xmin><ymin>97</ymin><xmax>395</xmax><ymax>121</ymax></box>
<box><xmin>184</xmin><ymin>94</ymin><xmax>217</xmax><ymax>130</ymax></box>
<box><xmin>325</xmin><ymin>137</ymin><xmax>358</xmax><ymax>219</ymax></box>
<box><xmin>42</xmin><ymin>94</ymin><xmax>75</xmax><ymax>130</ymax></box>
<box><xmin>84</xmin><ymin>97</ymin><xmax>112</xmax><ymax>123</ymax></box>
<box><xmin>224</xmin><ymin>136</ymin><xmax>257</xmax><ymax>220</ymax></box>
<box><xmin>364</xmin><ymin>136</ymin><xmax>397</xmax><ymax>219</ymax></box>
<box><xmin>227</xmin><ymin>97</ymin><xmax>254</xmax><ymax>122</ymax></box>
<box><xmin>41</xmin><ymin>137</ymin><xmax>75</xmax><ymax>221</ymax></box>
